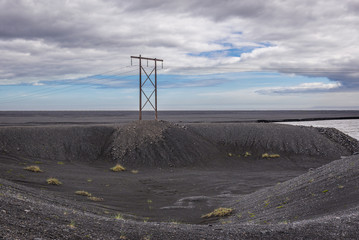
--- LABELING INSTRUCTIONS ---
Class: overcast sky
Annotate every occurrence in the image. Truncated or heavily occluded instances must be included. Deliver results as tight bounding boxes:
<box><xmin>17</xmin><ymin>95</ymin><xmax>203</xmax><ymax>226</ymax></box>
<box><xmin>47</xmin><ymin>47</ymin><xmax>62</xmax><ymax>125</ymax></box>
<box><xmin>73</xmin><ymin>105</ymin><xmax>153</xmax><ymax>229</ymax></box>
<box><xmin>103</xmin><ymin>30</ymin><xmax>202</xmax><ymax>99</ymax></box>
<box><xmin>0</xmin><ymin>0</ymin><xmax>358</xmax><ymax>110</ymax></box>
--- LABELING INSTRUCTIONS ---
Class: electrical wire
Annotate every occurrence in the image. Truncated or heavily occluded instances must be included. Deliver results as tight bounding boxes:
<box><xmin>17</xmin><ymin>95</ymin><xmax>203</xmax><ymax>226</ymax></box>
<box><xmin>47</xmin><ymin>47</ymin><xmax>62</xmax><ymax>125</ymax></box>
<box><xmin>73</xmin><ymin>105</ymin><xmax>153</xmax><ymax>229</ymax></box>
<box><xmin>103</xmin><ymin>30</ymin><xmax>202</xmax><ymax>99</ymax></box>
<box><xmin>2</xmin><ymin>62</ymin><xmax>356</xmax><ymax>105</ymax></box>
<box><xmin>0</xmin><ymin>66</ymin><xmax>137</xmax><ymax>100</ymax></box>
<box><xmin>161</xmin><ymin>65</ymin><xmax>358</xmax><ymax>73</ymax></box>
<box><xmin>0</xmin><ymin>66</ymin><xmax>138</xmax><ymax>104</ymax></box>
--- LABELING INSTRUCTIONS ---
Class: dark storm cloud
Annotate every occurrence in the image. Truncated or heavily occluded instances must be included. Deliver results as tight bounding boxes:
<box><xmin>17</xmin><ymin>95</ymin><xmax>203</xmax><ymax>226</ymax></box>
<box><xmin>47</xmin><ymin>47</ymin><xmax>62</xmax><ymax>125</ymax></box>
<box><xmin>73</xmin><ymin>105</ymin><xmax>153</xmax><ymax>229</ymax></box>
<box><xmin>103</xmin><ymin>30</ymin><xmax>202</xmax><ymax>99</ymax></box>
<box><xmin>120</xmin><ymin>0</ymin><xmax>268</xmax><ymax>20</ymax></box>
<box><xmin>0</xmin><ymin>1</ymin><xmax>86</xmax><ymax>41</ymax></box>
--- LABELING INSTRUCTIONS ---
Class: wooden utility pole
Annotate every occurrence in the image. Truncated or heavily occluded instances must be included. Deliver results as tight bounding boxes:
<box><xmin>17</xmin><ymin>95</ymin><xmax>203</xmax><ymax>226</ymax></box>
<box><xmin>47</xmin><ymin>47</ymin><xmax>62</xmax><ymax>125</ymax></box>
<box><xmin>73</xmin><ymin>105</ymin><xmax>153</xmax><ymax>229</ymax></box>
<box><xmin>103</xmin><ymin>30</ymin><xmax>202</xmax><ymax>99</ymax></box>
<box><xmin>131</xmin><ymin>55</ymin><xmax>163</xmax><ymax>120</ymax></box>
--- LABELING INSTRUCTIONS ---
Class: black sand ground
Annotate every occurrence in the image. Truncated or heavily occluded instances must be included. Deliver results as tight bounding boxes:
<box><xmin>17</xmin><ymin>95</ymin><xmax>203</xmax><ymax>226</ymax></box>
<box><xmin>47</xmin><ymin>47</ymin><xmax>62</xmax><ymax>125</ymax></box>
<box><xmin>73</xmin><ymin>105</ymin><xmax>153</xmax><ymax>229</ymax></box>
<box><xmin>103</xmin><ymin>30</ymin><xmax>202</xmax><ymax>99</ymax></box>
<box><xmin>1</xmin><ymin>116</ymin><xmax>359</xmax><ymax>239</ymax></box>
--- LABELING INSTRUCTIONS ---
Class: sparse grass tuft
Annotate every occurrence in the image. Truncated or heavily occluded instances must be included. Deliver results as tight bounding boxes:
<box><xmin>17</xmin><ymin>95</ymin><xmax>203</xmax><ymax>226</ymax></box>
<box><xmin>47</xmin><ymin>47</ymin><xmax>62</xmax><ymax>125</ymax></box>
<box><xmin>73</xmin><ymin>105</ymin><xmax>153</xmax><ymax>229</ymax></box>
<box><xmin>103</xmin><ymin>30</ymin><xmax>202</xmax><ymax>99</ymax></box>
<box><xmin>24</xmin><ymin>165</ymin><xmax>43</xmax><ymax>172</ymax></box>
<box><xmin>248</xmin><ymin>211</ymin><xmax>255</xmax><ymax>218</ymax></box>
<box><xmin>115</xmin><ymin>213</ymin><xmax>124</xmax><ymax>220</ymax></box>
<box><xmin>75</xmin><ymin>190</ymin><xmax>92</xmax><ymax>197</ymax></box>
<box><xmin>142</xmin><ymin>235</ymin><xmax>151</xmax><ymax>240</ymax></box>
<box><xmin>227</xmin><ymin>153</ymin><xmax>233</xmax><ymax>157</ymax></box>
<box><xmin>47</xmin><ymin>178</ymin><xmax>62</xmax><ymax>185</ymax></box>
<box><xmin>244</xmin><ymin>152</ymin><xmax>251</xmax><ymax>157</ymax></box>
<box><xmin>201</xmin><ymin>207</ymin><xmax>233</xmax><ymax>218</ymax></box>
<box><xmin>34</xmin><ymin>161</ymin><xmax>42</xmax><ymax>164</ymax></box>
<box><xmin>220</xmin><ymin>219</ymin><xmax>232</xmax><ymax>224</ymax></box>
<box><xmin>131</xmin><ymin>170</ymin><xmax>139</xmax><ymax>174</ymax></box>
<box><xmin>88</xmin><ymin>196</ymin><xmax>103</xmax><ymax>202</ymax></box>
<box><xmin>322</xmin><ymin>189</ymin><xmax>329</xmax><ymax>193</ymax></box>
<box><xmin>262</xmin><ymin>153</ymin><xmax>280</xmax><ymax>158</ymax></box>
<box><xmin>170</xmin><ymin>219</ymin><xmax>182</xmax><ymax>224</ymax></box>
<box><xmin>111</xmin><ymin>164</ymin><xmax>126</xmax><ymax>172</ymax></box>
<box><xmin>57</xmin><ymin>161</ymin><xmax>64</xmax><ymax>165</ymax></box>
<box><xmin>68</xmin><ymin>220</ymin><xmax>76</xmax><ymax>229</ymax></box>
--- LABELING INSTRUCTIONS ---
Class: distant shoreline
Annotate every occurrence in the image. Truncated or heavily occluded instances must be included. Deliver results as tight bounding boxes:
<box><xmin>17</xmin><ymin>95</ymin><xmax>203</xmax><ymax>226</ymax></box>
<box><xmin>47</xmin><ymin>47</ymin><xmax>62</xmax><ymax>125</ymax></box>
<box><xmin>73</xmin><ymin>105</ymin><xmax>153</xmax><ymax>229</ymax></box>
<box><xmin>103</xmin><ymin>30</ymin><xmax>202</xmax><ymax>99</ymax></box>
<box><xmin>258</xmin><ymin>116</ymin><xmax>359</xmax><ymax>123</ymax></box>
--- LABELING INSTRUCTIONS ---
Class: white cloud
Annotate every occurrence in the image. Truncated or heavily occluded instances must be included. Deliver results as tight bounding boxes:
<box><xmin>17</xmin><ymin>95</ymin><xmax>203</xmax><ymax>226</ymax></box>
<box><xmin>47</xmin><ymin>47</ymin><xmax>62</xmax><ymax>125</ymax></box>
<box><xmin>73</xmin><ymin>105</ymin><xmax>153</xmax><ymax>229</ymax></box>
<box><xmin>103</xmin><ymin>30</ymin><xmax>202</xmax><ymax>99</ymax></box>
<box><xmin>256</xmin><ymin>82</ymin><xmax>343</xmax><ymax>94</ymax></box>
<box><xmin>0</xmin><ymin>0</ymin><xmax>359</xmax><ymax>110</ymax></box>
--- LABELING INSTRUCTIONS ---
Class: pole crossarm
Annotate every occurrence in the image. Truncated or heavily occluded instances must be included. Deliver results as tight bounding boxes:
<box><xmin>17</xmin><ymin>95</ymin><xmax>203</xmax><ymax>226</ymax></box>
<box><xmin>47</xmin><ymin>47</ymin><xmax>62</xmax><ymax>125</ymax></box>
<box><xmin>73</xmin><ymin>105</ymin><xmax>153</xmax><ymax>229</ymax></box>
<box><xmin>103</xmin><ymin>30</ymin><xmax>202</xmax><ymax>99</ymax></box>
<box><xmin>131</xmin><ymin>56</ymin><xmax>163</xmax><ymax>62</ymax></box>
<box><xmin>130</xmin><ymin>55</ymin><xmax>163</xmax><ymax>121</ymax></box>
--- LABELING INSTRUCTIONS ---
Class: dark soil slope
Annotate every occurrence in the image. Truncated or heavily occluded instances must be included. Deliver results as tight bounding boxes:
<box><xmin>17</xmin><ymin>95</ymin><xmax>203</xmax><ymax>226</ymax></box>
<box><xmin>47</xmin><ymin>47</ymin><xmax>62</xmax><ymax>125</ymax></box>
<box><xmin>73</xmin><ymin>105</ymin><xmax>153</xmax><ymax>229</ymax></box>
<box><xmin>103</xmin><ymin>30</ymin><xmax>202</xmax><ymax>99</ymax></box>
<box><xmin>1</xmin><ymin>156</ymin><xmax>359</xmax><ymax>240</ymax></box>
<box><xmin>190</xmin><ymin>123</ymin><xmax>355</xmax><ymax>167</ymax></box>
<box><xmin>110</xmin><ymin>120</ymin><xmax>221</xmax><ymax>168</ymax></box>
<box><xmin>0</xmin><ymin>126</ymin><xmax>114</xmax><ymax>163</ymax></box>
<box><xmin>0</xmin><ymin>121</ymin><xmax>357</xmax><ymax>169</ymax></box>
<box><xmin>1</xmin><ymin>121</ymin><xmax>359</xmax><ymax>239</ymax></box>
<box><xmin>224</xmin><ymin>154</ymin><xmax>359</xmax><ymax>225</ymax></box>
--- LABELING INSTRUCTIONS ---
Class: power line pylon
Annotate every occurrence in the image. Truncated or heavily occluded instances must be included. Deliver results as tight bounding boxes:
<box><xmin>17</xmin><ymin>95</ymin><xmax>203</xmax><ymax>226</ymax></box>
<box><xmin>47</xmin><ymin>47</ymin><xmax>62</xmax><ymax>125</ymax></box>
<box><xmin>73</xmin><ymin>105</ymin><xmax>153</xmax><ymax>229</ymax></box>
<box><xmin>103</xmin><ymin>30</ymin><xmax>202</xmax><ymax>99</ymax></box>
<box><xmin>131</xmin><ymin>55</ymin><xmax>163</xmax><ymax>121</ymax></box>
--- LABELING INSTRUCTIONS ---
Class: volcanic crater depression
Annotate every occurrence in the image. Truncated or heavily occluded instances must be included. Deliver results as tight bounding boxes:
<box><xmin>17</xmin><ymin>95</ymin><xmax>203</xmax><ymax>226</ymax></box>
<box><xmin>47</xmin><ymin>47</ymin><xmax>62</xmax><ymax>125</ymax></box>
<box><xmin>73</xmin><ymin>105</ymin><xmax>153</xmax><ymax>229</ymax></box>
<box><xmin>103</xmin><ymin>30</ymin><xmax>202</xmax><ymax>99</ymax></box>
<box><xmin>1</xmin><ymin>120</ymin><xmax>359</xmax><ymax>227</ymax></box>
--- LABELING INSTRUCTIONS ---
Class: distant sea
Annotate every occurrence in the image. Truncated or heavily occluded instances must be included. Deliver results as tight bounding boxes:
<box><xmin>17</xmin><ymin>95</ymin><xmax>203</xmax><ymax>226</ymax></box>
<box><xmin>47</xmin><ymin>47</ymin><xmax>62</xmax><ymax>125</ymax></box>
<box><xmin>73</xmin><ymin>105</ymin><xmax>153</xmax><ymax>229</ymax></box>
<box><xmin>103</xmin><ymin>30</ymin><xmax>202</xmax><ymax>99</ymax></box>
<box><xmin>0</xmin><ymin>111</ymin><xmax>359</xmax><ymax>141</ymax></box>
<box><xmin>278</xmin><ymin>119</ymin><xmax>359</xmax><ymax>140</ymax></box>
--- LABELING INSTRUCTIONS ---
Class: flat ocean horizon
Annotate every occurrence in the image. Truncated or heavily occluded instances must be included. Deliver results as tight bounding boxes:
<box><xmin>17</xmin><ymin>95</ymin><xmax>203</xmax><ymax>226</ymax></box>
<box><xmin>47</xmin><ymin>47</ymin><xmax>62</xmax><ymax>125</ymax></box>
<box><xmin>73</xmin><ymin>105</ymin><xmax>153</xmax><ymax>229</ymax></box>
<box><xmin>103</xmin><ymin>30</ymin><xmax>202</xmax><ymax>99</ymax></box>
<box><xmin>0</xmin><ymin>110</ymin><xmax>359</xmax><ymax>139</ymax></box>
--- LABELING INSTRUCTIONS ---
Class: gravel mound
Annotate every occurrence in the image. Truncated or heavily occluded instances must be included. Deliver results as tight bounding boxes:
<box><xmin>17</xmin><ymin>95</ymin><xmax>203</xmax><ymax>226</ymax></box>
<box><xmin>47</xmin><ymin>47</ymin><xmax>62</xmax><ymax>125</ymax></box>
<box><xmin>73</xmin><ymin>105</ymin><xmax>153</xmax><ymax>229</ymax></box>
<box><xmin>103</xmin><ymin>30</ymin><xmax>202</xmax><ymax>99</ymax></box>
<box><xmin>110</xmin><ymin>120</ymin><xmax>221</xmax><ymax>168</ymax></box>
<box><xmin>189</xmin><ymin>123</ymin><xmax>356</xmax><ymax>167</ymax></box>
<box><xmin>224</xmin><ymin>154</ymin><xmax>359</xmax><ymax>225</ymax></box>
<box><xmin>316</xmin><ymin>127</ymin><xmax>359</xmax><ymax>154</ymax></box>
<box><xmin>0</xmin><ymin>121</ymin><xmax>358</xmax><ymax>169</ymax></box>
<box><xmin>1</xmin><ymin>121</ymin><xmax>359</xmax><ymax>239</ymax></box>
<box><xmin>0</xmin><ymin>125</ymin><xmax>114</xmax><ymax>163</ymax></box>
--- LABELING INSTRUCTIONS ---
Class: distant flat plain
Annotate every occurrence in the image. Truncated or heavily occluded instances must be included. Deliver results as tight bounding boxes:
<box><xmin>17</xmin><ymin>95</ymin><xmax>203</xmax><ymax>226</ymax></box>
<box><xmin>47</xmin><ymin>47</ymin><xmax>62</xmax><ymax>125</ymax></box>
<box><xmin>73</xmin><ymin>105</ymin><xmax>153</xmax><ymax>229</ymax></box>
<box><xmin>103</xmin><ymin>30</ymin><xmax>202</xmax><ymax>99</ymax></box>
<box><xmin>0</xmin><ymin>110</ymin><xmax>359</xmax><ymax>125</ymax></box>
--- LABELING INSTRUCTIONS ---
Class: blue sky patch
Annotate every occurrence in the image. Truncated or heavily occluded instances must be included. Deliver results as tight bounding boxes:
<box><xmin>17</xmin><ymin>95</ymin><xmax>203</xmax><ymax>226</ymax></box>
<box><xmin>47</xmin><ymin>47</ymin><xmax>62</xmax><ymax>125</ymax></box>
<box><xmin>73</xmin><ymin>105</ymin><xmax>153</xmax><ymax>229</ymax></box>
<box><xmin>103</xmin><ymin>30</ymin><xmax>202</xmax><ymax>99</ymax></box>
<box><xmin>188</xmin><ymin>41</ymin><xmax>273</xmax><ymax>58</ymax></box>
<box><xmin>188</xmin><ymin>47</ymin><xmax>256</xmax><ymax>58</ymax></box>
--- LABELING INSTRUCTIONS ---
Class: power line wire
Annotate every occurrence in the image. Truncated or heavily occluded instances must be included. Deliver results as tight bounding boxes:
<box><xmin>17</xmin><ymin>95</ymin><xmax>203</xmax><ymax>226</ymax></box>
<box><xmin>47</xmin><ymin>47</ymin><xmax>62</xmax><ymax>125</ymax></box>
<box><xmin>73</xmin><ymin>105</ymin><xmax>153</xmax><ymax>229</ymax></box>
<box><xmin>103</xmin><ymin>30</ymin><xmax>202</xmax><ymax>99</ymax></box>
<box><xmin>0</xmin><ymin>66</ymin><xmax>138</xmax><ymax>104</ymax></box>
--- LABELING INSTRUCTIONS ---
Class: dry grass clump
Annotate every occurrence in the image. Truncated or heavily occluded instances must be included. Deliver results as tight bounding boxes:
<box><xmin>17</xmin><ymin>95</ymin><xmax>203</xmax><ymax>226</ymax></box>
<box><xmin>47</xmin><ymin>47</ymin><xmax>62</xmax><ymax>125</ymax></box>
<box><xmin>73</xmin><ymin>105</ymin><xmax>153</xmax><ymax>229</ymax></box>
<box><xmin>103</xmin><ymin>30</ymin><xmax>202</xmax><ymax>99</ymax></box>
<box><xmin>201</xmin><ymin>207</ymin><xmax>234</xmax><ymax>218</ymax></box>
<box><xmin>75</xmin><ymin>190</ymin><xmax>92</xmax><ymax>197</ymax></box>
<box><xmin>244</xmin><ymin>152</ymin><xmax>252</xmax><ymax>157</ymax></box>
<box><xmin>24</xmin><ymin>165</ymin><xmax>43</xmax><ymax>172</ymax></box>
<box><xmin>68</xmin><ymin>220</ymin><xmax>76</xmax><ymax>229</ymax></box>
<box><xmin>88</xmin><ymin>196</ymin><xmax>103</xmax><ymax>202</ymax></box>
<box><xmin>111</xmin><ymin>164</ymin><xmax>126</xmax><ymax>172</ymax></box>
<box><xmin>75</xmin><ymin>191</ymin><xmax>103</xmax><ymax>201</ymax></box>
<box><xmin>262</xmin><ymin>153</ymin><xmax>280</xmax><ymax>158</ymax></box>
<box><xmin>47</xmin><ymin>178</ymin><xmax>62</xmax><ymax>185</ymax></box>
<box><xmin>131</xmin><ymin>170</ymin><xmax>139</xmax><ymax>174</ymax></box>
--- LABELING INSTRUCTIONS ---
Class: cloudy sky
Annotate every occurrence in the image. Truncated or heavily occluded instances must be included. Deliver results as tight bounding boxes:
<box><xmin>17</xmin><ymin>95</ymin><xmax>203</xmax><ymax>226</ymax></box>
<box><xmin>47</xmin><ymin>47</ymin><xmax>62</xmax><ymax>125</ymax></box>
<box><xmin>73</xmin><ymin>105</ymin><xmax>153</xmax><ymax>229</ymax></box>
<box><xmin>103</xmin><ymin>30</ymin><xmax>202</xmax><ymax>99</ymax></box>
<box><xmin>0</xmin><ymin>0</ymin><xmax>358</xmax><ymax>110</ymax></box>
